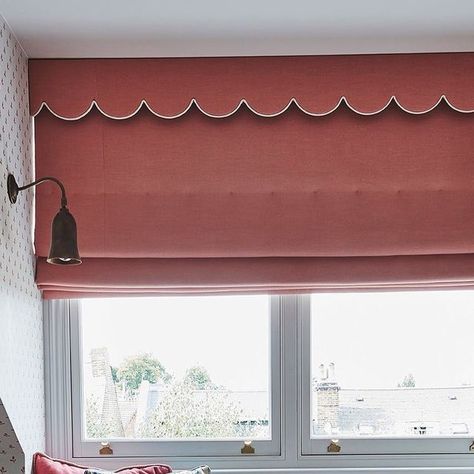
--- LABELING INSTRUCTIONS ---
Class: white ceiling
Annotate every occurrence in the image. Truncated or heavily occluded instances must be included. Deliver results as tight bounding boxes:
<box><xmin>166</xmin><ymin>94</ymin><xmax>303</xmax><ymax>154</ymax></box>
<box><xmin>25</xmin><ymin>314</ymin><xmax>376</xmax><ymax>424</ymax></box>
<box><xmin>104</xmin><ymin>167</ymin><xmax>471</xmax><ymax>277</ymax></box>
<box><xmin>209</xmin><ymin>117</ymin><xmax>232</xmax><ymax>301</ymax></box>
<box><xmin>1</xmin><ymin>0</ymin><xmax>474</xmax><ymax>58</ymax></box>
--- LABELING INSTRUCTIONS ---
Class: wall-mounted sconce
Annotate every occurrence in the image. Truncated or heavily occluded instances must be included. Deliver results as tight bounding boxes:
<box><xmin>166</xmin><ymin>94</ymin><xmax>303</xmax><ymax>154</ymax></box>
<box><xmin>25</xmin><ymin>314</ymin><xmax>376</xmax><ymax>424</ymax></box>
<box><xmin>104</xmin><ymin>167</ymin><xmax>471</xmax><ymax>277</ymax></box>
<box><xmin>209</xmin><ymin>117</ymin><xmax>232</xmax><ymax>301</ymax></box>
<box><xmin>7</xmin><ymin>174</ymin><xmax>81</xmax><ymax>265</ymax></box>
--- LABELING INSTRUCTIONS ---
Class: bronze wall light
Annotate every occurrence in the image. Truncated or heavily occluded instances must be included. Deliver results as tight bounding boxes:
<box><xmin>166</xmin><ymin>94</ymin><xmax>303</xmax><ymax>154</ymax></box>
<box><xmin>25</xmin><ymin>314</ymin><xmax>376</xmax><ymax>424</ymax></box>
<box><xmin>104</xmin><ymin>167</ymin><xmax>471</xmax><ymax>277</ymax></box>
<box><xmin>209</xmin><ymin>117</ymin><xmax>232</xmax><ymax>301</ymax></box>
<box><xmin>7</xmin><ymin>174</ymin><xmax>81</xmax><ymax>265</ymax></box>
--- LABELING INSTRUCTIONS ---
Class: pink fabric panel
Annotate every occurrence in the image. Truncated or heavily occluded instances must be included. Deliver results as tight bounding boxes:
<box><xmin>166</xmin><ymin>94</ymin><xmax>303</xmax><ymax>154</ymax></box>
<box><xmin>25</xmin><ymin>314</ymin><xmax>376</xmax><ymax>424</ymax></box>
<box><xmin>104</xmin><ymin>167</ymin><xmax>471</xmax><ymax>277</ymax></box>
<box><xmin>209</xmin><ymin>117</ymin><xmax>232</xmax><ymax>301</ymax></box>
<box><xmin>29</xmin><ymin>54</ymin><xmax>474</xmax><ymax>117</ymax></box>
<box><xmin>34</xmin><ymin>104</ymin><xmax>474</xmax><ymax>259</ymax></box>
<box><xmin>37</xmin><ymin>254</ymin><xmax>474</xmax><ymax>298</ymax></box>
<box><xmin>33</xmin><ymin>453</ymin><xmax>171</xmax><ymax>474</ymax></box>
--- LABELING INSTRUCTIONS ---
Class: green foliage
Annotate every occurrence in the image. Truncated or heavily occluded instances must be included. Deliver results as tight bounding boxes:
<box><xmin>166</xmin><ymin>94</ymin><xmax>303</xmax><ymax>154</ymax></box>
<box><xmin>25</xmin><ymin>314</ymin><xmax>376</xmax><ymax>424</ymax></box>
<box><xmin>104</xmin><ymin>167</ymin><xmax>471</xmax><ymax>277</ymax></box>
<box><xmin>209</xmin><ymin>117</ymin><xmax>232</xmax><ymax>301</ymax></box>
<box><xmin>85</xmin><ymin>394</ymin><xmax>115</xmax><ymax>439</ymax></box>
<box><xmin>117</xmin><ymin>353</ymin><xmax>171</xmax><ymax>393</ymax></box>
<box><xmin>398</xmin><ymin>373</ymin><xmax>416</xmax><ymax>388</ymax></box>
<box><xmin>184</xmin><ymin>366</ymin><xmax>216</xmax><ymax>390</ymax></box>
<box><xmin>138</xmin><ymin>379</ymin><xmax>242</xmax><ymax>439</ymax></box>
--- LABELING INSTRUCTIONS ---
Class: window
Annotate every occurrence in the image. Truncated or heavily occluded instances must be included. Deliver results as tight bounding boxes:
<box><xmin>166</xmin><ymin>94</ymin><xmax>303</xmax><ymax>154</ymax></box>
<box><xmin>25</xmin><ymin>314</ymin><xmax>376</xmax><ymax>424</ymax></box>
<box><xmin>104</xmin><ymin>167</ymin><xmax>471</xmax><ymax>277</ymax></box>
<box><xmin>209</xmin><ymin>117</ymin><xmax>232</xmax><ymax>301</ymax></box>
<box><xmin>301</xmin><ymin>291</ymin><xmax>474</xmax><ymax>455</ymax></box>
<box><xmin>46</xmin><ymin>292</ymin><xmax>474</xmax><ymax>469</ymax></box>
<box><xmin>70</xmin><ymin>295</ymin><xmax>281</xmax><ymax>457</ymax></box>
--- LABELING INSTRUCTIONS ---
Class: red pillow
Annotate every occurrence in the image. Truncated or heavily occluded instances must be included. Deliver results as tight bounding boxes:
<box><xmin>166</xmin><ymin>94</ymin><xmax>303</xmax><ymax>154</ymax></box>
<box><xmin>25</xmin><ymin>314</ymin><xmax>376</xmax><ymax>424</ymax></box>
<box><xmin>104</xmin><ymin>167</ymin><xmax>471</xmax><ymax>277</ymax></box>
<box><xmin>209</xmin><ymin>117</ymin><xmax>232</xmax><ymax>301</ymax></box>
<box><xmin>33</xmin><ymin>453</ymin><xmax>172</xmax><ymax>474</ymax></box>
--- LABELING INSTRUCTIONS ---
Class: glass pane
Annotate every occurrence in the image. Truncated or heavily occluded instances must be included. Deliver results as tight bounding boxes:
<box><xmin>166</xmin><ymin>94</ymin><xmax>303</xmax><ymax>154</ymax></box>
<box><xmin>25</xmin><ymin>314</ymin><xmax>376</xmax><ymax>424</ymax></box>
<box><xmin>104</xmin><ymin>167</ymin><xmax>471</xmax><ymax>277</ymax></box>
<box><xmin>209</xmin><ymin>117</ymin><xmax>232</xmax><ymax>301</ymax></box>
<box><xmin>311</xmin><ymin>291</ymin><xmax>474</xmax><ymax>438</ymax></box>
<box><xmin>80</xmin><ymin>295</ymin><xmax>271</xmax><ymax>440</ymax></box>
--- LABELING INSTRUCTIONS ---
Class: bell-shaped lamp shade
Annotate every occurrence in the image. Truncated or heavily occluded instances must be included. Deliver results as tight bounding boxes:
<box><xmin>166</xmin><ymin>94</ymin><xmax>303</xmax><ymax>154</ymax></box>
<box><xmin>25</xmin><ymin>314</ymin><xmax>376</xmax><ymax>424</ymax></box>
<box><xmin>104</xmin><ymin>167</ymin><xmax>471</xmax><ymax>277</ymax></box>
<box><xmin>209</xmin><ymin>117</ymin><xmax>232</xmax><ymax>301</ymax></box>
<box><xmin>47</xmin><ymin>206</ymin><xmax>82</xmax><ymax>265</ymax></box>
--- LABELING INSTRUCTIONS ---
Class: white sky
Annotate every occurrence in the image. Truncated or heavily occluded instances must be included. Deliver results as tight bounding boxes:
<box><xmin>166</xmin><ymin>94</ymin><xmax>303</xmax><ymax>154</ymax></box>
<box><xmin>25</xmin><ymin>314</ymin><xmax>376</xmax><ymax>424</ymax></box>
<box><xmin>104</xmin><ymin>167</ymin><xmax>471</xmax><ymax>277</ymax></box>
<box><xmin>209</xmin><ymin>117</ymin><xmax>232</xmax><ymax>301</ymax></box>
<box><xmin>311</xmin><ymin>291</ymin><xmax>474</xmax><ymax>389</ymax></box>
<box><xmin>81</xmin><ymin>291</ymin><xmax>474</xmax><ymax>394</ymax></box>
<box><xmin>81</xmin><ymin>295</ymin><xmax>270</xmax><ymax>392</ymax></box>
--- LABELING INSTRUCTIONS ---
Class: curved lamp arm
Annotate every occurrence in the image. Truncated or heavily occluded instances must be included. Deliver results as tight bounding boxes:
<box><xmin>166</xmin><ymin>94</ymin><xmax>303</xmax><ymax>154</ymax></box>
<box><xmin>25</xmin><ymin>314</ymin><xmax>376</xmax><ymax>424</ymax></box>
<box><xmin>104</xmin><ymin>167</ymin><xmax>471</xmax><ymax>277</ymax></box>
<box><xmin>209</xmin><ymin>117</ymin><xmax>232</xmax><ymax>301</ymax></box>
<box><xmin>7</xmin><ymin>174</ymin><xmax>68</xmax><ymax>207</ymax></box>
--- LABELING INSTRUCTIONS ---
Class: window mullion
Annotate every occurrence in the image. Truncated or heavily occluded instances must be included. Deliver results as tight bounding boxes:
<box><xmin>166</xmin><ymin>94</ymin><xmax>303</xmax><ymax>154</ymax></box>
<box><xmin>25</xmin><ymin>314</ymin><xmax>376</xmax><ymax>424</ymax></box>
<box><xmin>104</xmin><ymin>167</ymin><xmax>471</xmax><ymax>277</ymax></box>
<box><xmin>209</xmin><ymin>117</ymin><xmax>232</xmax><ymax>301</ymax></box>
<box><xmin>279</xmin><ymin>295</ymin><xmax>300</xmax><ymax>464</ymax></box>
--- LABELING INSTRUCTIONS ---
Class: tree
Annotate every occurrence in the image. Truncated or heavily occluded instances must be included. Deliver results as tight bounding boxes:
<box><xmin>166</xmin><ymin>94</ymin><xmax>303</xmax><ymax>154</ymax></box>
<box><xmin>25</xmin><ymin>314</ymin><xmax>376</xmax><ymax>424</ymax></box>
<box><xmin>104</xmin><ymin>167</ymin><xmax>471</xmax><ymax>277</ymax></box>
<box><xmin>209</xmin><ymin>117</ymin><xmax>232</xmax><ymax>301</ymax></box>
<box><xmin>85</xmin><ymin>394</ymin><xmax>115</xmax><ymax>438</ymax></box>
<box><xmin>117</xmin><ymin>353</ymin><xmax>171</xmax><ymax>393</ymax></box>
<box><xmin>398</xmin><ymin>373</ymin><xmax>416</xmax><ymax>388</ymax></box>
<box><xmin>184</xmin><ymin>366</ymin><xmax>215</xmax><ymax>390</ymax></box>
<box><xmin>138</xmin><ymin>379</ymin><xmax>242</xmax><ymax>439</ymax></box>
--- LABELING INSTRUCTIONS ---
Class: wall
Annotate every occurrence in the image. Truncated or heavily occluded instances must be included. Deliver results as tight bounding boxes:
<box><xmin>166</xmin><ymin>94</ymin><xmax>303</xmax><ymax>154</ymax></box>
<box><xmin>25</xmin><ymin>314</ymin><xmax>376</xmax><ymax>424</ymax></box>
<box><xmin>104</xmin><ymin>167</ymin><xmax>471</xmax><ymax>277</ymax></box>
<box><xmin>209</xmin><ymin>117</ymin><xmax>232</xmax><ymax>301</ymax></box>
<box><xmin>0</xmin><ymin>15</ymin><xmax>44</xmax><ymax>472</ymax></box>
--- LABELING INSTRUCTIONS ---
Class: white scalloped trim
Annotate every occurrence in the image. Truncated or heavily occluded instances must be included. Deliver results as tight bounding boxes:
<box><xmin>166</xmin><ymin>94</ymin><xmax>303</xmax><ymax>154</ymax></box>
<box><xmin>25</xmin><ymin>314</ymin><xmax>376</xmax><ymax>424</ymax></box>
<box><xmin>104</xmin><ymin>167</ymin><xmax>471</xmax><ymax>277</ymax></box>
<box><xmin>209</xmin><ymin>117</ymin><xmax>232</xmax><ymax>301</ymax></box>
<box><xmin>31</xmin><ymin>95</ymin><xmax>474</xmax><ymax>120</ymax></box>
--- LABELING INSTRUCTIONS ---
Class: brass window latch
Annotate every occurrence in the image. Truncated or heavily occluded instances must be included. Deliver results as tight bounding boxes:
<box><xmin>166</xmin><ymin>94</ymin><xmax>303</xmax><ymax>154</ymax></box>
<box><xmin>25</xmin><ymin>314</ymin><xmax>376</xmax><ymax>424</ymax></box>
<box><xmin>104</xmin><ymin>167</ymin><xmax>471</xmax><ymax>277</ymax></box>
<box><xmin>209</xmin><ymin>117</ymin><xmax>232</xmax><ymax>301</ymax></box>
<box><xmin>241</xmin><ymin>440</ymin><xmax>255</xmax><ymax>454</ymax></box>
<box><xmin>327</xmin><ymin>440</ymin><xmax>341</xmax><ymax>453</ymax></box>
<box><xmin>99</xmin><ymin>442</ymin><xmax>113</xmax><ymax>455</ymax></box>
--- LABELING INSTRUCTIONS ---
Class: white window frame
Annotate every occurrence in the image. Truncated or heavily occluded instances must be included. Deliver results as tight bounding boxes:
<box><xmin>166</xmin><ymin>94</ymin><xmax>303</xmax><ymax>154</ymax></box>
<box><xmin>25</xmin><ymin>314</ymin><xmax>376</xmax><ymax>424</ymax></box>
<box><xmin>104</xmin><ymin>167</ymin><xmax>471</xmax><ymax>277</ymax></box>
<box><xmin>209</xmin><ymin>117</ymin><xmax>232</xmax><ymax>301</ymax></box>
<box><xmin>44</xmin><ymin>295</ymin><xmax>474</xmax><ymax>473</ymax></box>
<box><xmin>69</xmin><ymin>296</ymin><xmax>281</xmax><ymax>458</ymax></box>
<box><xmin>300</xmin><ymin>293</ymin><xmax>474</xmax><ymax>456</ymax></box>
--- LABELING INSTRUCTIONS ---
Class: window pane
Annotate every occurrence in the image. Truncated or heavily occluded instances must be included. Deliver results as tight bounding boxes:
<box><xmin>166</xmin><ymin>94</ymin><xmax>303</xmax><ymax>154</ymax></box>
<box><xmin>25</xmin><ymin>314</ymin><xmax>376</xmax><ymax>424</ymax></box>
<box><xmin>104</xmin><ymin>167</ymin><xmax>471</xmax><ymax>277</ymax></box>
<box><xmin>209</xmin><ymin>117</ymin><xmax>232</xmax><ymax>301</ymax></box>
<box><xmin>80</xmin><ymin>296</ymin><xmax>271</xmax><ymax>440</ymax></box>
<box><xmin>311</xmin><ymin>291</ymin><xmax>474</xmax><ymax>438</ymax></box>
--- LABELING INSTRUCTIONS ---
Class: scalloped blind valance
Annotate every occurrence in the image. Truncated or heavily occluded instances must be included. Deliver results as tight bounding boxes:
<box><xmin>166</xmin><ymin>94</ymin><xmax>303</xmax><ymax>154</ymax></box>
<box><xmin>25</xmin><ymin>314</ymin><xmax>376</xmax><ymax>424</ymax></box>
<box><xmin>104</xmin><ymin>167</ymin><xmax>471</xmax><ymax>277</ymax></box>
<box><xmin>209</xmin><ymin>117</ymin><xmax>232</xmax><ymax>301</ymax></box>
<box><xmin>30</xmin><ymin>54</ymin><xmax>474</xmax><ymax>299</ymax></box>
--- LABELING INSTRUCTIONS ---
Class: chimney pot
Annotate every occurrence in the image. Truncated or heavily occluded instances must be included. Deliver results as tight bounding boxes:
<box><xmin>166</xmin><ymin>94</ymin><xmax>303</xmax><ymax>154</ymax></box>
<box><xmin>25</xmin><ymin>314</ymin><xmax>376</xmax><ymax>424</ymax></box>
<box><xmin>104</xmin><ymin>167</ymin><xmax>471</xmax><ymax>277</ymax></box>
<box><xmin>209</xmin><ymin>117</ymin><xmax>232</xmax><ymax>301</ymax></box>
<box><xmin>328</xmin><ymin>362</ymin><xmax>336</xmax><ymax>382</ymax></box>
<box><xmin>319</xmin><ymin>364</ymin><xmax>327</xmax><ymax>380</ymax></box>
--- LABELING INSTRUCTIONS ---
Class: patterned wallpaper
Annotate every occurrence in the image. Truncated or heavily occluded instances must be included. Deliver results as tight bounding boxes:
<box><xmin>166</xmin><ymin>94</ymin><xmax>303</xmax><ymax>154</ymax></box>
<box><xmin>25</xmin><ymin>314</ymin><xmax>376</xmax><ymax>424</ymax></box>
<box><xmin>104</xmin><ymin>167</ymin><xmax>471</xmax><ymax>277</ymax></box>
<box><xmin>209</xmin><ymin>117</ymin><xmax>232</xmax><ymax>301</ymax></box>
<box><xmin>0</xmin><ymin>15</ymin><xmax>44</xmax><ymax>473</ymax></box>
<box><xmin>0</xmin><ymin>399</ymin><xmax>25</xmax><ymax>474</ymax></box>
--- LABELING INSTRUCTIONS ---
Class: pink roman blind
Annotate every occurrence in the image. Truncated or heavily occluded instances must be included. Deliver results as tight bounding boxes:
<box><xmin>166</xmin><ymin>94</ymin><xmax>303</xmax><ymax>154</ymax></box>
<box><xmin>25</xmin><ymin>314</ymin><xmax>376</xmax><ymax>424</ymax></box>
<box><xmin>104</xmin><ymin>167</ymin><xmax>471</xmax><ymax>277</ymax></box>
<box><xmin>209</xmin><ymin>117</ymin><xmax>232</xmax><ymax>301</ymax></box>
<box><xmin>29</xmin><ymin>54</ymin><xmax>474</xmax><ymax>298</ymax></box>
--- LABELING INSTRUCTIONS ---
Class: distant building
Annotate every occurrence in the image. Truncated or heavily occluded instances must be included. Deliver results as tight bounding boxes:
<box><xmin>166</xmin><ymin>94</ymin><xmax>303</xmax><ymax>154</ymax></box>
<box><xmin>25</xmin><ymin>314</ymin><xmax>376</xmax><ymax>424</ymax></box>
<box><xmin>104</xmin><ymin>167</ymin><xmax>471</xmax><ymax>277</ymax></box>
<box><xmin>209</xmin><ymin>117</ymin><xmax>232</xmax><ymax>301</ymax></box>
<box><xmin>313</xmin><ymin>363</ymin><xmax>474</xmax><ymax>437</ymax></box>
<box><xmin>86</xmin><ymin>351</ymin><xmax>473</xmax><ymax>440</ymax></box>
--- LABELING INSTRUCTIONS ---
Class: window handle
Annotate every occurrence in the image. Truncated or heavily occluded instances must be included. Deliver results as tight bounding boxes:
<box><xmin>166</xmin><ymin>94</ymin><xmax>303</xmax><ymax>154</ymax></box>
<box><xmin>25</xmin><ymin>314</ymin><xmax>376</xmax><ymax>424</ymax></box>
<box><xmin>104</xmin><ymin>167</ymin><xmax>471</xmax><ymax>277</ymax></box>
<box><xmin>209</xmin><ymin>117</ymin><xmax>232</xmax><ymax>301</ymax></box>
<box><xmin>241</xmin><ymin>440</ymin><xmax>255</xmax><ymax>454</ymax></box>
<box><xmin>99</xmin><ymin>442</ymin><xmax>113</xmax><ymax>455</ymax></box>
<box><xmin>327</xmin><ymin>440</ymin><xmax>341</xmax><ymax>453</ymax></box>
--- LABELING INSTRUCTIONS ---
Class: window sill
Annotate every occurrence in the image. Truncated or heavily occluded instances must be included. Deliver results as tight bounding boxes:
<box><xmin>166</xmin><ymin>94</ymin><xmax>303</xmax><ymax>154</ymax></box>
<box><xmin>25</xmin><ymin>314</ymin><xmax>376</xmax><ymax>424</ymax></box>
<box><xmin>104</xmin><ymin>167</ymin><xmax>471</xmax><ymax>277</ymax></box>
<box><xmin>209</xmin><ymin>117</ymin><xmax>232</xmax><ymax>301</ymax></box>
<box><xmin>68</xmin><ymin>454</ymin><xmax>474</xmax><ymax>474</ymax></box>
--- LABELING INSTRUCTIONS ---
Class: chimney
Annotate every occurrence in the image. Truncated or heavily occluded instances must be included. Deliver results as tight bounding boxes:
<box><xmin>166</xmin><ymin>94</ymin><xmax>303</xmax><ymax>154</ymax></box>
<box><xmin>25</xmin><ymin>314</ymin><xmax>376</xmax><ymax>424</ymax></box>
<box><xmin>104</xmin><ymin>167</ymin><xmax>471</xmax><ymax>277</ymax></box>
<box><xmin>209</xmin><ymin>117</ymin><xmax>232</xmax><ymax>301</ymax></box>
<box><xmin>314</xmin><ymin>362</ymin><xmax>340</xmax><ymax>435</ymax></box>
<box><xmin>89</xmin><ymin>347</ymin><xmax>125</xmax><ymax>437</ymax></box>
<box><xmin>90</xmin><ymin>347</ymin><xmax>109</xmax><ymax>377</ymax></box>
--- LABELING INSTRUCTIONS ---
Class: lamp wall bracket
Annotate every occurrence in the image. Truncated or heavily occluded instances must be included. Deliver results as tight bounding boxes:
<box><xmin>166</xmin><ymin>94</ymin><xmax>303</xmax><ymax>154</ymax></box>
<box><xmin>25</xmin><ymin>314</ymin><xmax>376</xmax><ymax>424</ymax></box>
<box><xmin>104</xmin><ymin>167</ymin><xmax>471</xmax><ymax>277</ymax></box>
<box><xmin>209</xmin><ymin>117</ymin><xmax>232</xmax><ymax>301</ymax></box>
<box><xmin>7</xmin><ymin>173</ymin><xmax>68</xmax><ymax>208</ymax></box>
<box><xmin>7</xmin><ymin>174</ymin><xmax>19</xmax><ymax>204</ymax></box>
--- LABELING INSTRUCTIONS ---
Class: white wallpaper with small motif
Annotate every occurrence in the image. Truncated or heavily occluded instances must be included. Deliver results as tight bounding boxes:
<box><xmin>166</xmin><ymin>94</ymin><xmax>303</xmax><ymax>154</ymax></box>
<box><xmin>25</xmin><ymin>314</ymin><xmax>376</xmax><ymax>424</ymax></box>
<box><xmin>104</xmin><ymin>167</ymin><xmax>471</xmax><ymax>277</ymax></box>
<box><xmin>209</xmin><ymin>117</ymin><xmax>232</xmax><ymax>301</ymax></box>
<box><xmin>0</xmin><ymin>14</ymin><xmax>45</xmax><ymax>474</ymax></box>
